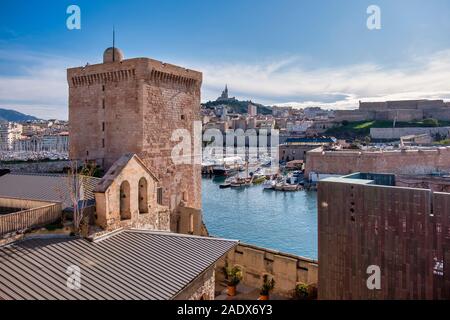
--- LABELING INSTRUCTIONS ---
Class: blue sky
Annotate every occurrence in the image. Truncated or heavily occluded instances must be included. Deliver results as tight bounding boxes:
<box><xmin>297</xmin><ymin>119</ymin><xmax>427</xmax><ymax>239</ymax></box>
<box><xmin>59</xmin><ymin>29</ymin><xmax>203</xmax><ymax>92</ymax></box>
<box><xmin>1</xmin><ymin>0</ymin><xmax>450</xmax><ymax>119</ymax></box>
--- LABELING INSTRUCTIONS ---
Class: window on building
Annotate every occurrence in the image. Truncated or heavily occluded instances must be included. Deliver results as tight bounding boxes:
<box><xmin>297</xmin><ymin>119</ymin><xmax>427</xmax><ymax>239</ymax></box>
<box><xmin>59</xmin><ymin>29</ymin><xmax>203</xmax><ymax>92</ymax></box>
<box><xmin>102</xmin><ymin>85</ymin><xmax>105</xmax><ymax>92</ymax></box>
<box><xmin>120</xmin><ymin>181</ymin><xmax>131</xmax><ymax>220</ymax></box>
<box><xmin>181</xmin><ymin>115</ymin><xmax>185</xmax><ymax>120</ymax></box>
<box><xmin>86</xmin><ymin>150</ymin><xmax>89</xmax><ymax>157</ymax></box>
<box><xmin>138</xmin><ymin>178</ymin><xmax>148</xmax><ymax>214</ymax></box>
<box><xmin>102</xmin><ymin>99</ymin><xmax>105</xmax><ymax>109</ymax></box>
<box><xmin>157</xmin><ymin>187</ymin><xmax>163</xmax><ymax>205</ymax></box>
<box><xmin>102</xmin><ymin>139</ymin><xmax>105</xmax><ymax>148</ymax></box>
<box><xmin>102</xmin><ymin>122</ymin><xmax>105</xmax><ymax>131</ymax></box>
<box><xmin>189</xmin><ymin>213</ymin><xmax>194</xmax><ymax>235</ymax></box>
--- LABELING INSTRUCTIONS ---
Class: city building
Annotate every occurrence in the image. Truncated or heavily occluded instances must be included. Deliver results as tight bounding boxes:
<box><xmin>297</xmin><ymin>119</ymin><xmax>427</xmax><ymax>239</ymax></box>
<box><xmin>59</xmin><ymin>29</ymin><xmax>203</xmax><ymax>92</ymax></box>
<box><xmin>318</xmin><ymin>173</ymin><xmax>450</xmax><ymax>299</ymax></box>
<box><xmin>257</xmin><ymin>119</ymin><xmax>275</xmax><ymax>131</ymax></box>
<box><xmin>0</xmin><ymin>122</ymin><xmax>23</xmax><ymax>151</ymax></box>
<box><xmin>303</xmin><ymin>107</ymin><xmax>334</xmax><ymax>119</ymax></box>
<box><xmin>219</xmin><ymin>105</ymin><xmax>228</xmax><ymax>121</ymax></box>
<box><xmin>272</xmin><ymin>106</ymin><xmax>291</xmax><ymax>118</ymax></box>
<box><xmin>22</xmin><ymin>123</ymin><xmax>46</xmax><ymax>137</ymax></box>
<box><xmin>400</xmin><ymin>133</ymin><xmax>433</xmax><ymax>146</ymax></box>
<box><xmin>68</xmin><ymin>47</ymin><xmax>203</xmax><ymax>232</ymax></box>
<box><xmin>231</xmin><ymin>117</ymin><xmax>248</xmax><ymax>131</ymax></box>
<box><xmin>279</xmin><ymin>137</ymin><xmax>336</xmax><ymax>162</ymax></box>
<box><xmin>248</xmin><ymin>103</ymin><xmax>257</xmax><ymax>117</ymax></box>
<box><xmin>286</xmin><ymin>121</ymin><xmax>313</xmax><ymax>134</ymax></box>
<box><xmin>305</xmin><ymin>120</ymin><xmax>337</xmax><ymax>136</ymax></box>
<box><xmin>12</xmin><ymin>133</ymin><xmax>69</xmax><ymax>153</ymax></box>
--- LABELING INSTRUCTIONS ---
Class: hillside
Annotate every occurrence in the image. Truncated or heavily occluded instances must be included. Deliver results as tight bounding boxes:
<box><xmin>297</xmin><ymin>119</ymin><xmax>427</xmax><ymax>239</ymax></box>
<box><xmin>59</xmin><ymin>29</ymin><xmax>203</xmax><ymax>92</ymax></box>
<box><xmin>0</xmin><ymin>108</ymin><xmax>40</xmax><ymax>122</ymax></box>
<box><xmin>202</xmin><ymin>100</ymin><xmax>272</xmax><ymax>115</ymax></box>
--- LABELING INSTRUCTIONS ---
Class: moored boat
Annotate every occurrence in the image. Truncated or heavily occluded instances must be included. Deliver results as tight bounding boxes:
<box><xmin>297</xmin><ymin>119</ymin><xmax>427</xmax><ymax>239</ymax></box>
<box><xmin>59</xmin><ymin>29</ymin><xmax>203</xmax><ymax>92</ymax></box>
<box><xmin>262</xmin><ymin>179</ymin><xmax>276</xmax><ymax>190</ymax></box>
<box><xmin>282</xmin><ymin>184</ymin><xmax>300</xmax><ymax>192</ymax></box>
<box><xmin>230</xmin><ymin>177</ymin><xmax>252</xmax><ymax>188</ymax></box>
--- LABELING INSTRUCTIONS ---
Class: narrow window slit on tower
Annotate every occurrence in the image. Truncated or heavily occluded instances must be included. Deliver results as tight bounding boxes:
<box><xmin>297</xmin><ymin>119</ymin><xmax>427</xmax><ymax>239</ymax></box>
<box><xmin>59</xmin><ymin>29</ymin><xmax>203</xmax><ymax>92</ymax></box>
<box><xmin>157</xmin><ymin>187</ymin><xmax>163</xmax><ymax>205</ymax></box>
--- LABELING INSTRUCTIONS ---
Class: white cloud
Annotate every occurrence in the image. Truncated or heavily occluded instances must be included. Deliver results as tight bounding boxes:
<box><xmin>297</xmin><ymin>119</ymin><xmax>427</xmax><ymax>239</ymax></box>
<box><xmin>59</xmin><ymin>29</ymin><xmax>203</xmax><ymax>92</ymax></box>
<box><xmin>0</xmin><ymin>50</ymin><xmax>80</xmax><ymax>120</ymax></box>
<box><xmin>2</xmin><ymin>49</ymin><xmax>450</xmax><ymax>119</ymax></box>
<box><xmin>191</xmin><ymin>50</ymin><xmax>450</xmax><ymax>109</ymax></box>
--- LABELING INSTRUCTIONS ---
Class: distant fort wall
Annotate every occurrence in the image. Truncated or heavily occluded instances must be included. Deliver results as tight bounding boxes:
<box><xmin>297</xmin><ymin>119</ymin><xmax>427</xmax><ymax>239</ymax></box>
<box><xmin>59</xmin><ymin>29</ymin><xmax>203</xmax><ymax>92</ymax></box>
<box><xmin>305</xmin><ymin>146</ymin><xmax>450</xmax><ymax>177</ymax></box>
<box><xmin>370</xmin><ymin>127</ymin><xmax>450</xmax><ymax>140</ymax></box>
<box><xmin>334</xmin><ymin>100</ymin><xmax>450</xmax><ymax>122</ymax></box>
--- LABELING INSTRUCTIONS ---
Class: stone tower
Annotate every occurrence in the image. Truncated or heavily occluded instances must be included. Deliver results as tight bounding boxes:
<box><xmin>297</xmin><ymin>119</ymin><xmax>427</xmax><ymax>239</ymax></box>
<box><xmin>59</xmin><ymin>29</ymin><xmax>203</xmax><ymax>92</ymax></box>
<box><xmin>67</xmin><ymin>48</ymin><xmax>202</xmax><ymax>231</ymax></box>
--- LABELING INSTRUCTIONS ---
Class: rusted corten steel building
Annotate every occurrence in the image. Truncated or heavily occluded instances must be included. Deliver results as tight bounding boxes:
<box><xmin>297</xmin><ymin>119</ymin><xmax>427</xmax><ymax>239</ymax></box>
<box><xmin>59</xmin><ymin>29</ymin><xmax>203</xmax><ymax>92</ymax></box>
<box><xmin>318</xmin><ymin>173</ymin><xmax>450</xmax><ymax>300</ymax></box>
<box><xmin>67</xmin><ymin>48</ymin><xmax>202</xmax><ymax>232</ymax></box>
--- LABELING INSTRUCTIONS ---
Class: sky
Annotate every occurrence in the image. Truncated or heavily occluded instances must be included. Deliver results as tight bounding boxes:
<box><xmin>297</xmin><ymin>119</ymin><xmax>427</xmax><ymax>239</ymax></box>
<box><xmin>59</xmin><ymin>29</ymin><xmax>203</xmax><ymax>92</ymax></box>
<box><xmin>1</xmin><ymin>0</ymin><xmax>450</xmax><ymax>119</ymax></box>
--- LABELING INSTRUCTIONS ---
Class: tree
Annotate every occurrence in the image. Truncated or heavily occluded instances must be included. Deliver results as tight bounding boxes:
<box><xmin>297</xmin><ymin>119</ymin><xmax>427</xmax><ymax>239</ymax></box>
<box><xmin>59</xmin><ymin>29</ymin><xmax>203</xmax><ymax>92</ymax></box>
<box><xmin>423</xmin><ymin>118</ymin><xmax>439</xmax><ymax>127</ymax></box>
<box><xmin>66</xmin><ymin>161</ymin><xmax>95</xmax><ymax>233</ymax></box>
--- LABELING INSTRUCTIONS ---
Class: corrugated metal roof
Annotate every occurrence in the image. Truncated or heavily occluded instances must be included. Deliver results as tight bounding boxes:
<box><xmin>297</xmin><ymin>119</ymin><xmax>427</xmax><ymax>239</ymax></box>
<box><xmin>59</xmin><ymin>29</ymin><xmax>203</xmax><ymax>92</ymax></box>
<box><xmin>0</xmin><ymin>230</ymin><xmax>237</xmax><ymax>300</ymax></box>
<box><xmin>0</xmin><ymin>174</ymin><xmax>100</xmax><ymax>209</ymax></box>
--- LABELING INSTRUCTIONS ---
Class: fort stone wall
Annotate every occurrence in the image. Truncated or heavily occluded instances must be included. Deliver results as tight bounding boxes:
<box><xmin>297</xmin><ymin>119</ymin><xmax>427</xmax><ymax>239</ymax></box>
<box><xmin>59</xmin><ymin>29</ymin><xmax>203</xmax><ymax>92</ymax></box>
<box><xmin>305</xmin><ymin>146</ymin><xmax>450</xmax><ymax>178</ymax></box>
<box><xmin>216</xmin><ymin>243</ymin><xmax>318</xmax><ymax>298</ymax></box>
<box><xmin>370</xmin><ymin>127</ymin><xmax>450</xmax><ymax>140</ymax></box>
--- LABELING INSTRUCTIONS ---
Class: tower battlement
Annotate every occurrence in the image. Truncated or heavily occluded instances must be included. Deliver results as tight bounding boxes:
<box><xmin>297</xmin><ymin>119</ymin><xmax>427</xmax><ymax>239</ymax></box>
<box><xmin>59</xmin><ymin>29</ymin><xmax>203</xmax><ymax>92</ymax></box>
<box><xmin>68</xmin><ymin>57</ymin><xmax>201</xmax><ymax>90</ymax></box>
<box><xmin>68</xmin><ymin>48</ymin><xmax>202</xmax><ymax>232</ymax></box>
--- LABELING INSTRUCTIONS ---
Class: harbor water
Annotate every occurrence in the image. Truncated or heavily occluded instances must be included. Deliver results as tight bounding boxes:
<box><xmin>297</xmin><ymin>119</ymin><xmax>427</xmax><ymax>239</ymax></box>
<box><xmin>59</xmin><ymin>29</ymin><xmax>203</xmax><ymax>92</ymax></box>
<box><xmin>202</xmin><ymin>177</ymin><xmax>318</xmax><ymax>260</ymax></box>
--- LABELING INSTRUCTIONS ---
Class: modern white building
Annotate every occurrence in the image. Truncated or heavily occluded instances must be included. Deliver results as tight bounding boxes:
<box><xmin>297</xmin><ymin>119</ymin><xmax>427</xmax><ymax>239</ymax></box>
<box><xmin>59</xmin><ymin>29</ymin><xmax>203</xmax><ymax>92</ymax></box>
<box><xmin>287</xmin><ymin>121</ymin><xmax>313</xmax><ymax>133</ymax></box>
<box><xmin>248</xmin><ymin>103</ymin><xmax>257</xmax><ymax>117</ymax></box>
<box><xmin>0</xmin><ymin>122</ymin><xmax>23</xmax><ymax>151</ymax></box>
<box><xmin>12</xmin><ymin>132</ymin><xmax>69</xmax><ymax>152</ymax></box>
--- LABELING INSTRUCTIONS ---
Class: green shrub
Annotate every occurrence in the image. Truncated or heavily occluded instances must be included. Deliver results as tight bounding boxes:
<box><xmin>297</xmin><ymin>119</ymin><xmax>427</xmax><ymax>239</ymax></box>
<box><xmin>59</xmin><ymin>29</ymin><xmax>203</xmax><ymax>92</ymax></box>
<box><xmin>260</xmin><ymin>274</ymin><xmax>275</xmax><ymax>296</ymax></box>
<box><xmin>295</xmin><ymin>283</ymin><xmax>309</xmax><ymax>300</ymax></box>
<box><xmin>224</xmin><ymin>266</ymin><xmax>242</xmax><ymax>286</ymax></box>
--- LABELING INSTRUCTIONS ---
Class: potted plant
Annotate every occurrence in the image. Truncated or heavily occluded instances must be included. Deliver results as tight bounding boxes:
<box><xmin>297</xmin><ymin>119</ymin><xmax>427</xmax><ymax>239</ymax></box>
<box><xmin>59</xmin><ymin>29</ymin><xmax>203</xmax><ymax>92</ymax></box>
<box><xmin>259</xmin><ymin>275</ymin><xmax>275</xmax><ymax>300</ymax></box>
<box><xmin>294</xmin><ymin>283</ymin><xmax>309</xmax><ymax>300</ymax></box>
<box><xmin>224</xmin><ymin>266</ymin><xmax>242</xmax><ymax>297</ymax></box>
